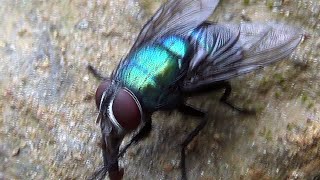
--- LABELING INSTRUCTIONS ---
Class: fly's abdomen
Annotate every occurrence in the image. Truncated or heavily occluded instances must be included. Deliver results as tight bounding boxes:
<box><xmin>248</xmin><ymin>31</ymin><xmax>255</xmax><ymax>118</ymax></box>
<box><xmin>116</xmin><ymin>36</ymin><xmax>189</xmax><ymax>109</ymax></box>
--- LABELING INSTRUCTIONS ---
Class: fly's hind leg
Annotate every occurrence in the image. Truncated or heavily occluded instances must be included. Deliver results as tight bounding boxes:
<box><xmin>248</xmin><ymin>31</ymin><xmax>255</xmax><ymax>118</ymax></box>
<box><xmin>178</xmin><ymin>103</ymin><xmax>206</xmax><ymax>117</ymax></box>
<box><xmin>219</xmin><ymin>81</ymin><xmax>255</xmax><ymax>114</ymax></box>
<box><xmin>178</xmin><ymin>104</ymin><xmax>206</xmax><ymax>180</ymax></box>
<box><xmin>118</xmin><ymin>117</ymin><xmax>152</xmax><ymax>158</ymax></box>
<box><xmin>183</xmin><ymin>81</ymin><xmax>255</xmax><ymax>114</ymax></box>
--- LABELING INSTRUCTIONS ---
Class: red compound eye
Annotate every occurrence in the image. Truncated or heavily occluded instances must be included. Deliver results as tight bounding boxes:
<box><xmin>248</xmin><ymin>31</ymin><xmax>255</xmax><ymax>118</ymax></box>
<box><xmin>112</xmin><ymin>88</ymin><xmax>141</xmax><ymax>131</ymax></box>
<box><xmin>95</xmin><ymin>80</ymin><xmax>141</xmax><ymax>131</ymax></box>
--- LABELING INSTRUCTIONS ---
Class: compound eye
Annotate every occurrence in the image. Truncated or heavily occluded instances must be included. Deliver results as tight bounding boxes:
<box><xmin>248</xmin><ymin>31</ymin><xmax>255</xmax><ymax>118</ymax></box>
<box><xmin>112</xmin><ymin>89</ymin><xmax>141</xmax><ymax>131</ymax></box>
<box><xmin>95</xmin><ymin>80</ymin><xmax>112</xmax><ymax>109</ymax></box>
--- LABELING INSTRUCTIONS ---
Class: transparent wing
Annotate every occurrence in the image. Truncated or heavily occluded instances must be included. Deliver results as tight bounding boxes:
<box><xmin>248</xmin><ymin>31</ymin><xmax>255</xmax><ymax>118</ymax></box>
<box><xmin>188</xmin><ymin>23</ymin><xmax>241</xmax><ymax>70</ymax></box>
<box><xmin>183</xmin><ymin>22</ymin><xmax>304</xmax><ymax>91</ymax></box>
<box><xmin>129</xmin><ymin>0</ymin><xmax>220</xmax><ymax>54</ymax></box>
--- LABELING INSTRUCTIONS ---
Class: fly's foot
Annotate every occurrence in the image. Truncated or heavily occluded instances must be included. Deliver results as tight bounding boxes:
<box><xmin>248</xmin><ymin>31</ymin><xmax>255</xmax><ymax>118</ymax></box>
<box><xmin>180</xmin><ymin>116</ymin><xmax>208</xmax><ymax>180</ymax></box>
<box><xmin>221</xmin><ymin>100</ymin><xmax>256</xmax><ymax>115</ymax></box>
<box><xmin>219</xmin><ymin>82</ymin><xmax>256</xmax><ymax>115</ymax></box>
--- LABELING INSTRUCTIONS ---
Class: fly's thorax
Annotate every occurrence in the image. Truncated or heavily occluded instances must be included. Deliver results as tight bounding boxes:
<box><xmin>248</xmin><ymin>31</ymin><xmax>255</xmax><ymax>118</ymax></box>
<box><xmin>157</xmin><ymin>35</ymin><xmax>189</xmax><ymax>61</ymax></box>
<box><xmin>96</xmin><ymin>80</ymin><xmax>143</xmax><ymax>133</ymax></box>
<box><xmin>114</xmin><ymin>36</ymin><xmax>190</xmax><ymax>110</ymax></box>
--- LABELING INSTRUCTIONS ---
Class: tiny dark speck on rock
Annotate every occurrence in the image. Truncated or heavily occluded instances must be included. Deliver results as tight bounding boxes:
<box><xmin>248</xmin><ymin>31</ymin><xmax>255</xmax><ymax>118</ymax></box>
<box><xmin>83</xmin><ymin>94</ymin><xmax>94</xmax><ymax>101</ymax></box>
<box><xmin>163</xmin><ymin>162</ymin><xmax>174</xmax><ymax>172</ymax></box>
<box><xmin>11</xmin><ymin>147</ymin><xmax>20</xmax><ymax>157</ymax></box>
<box><xmin>241</xmin><ymin>14</ymin><xmax>251</xmax><ymax>22</ymax></box>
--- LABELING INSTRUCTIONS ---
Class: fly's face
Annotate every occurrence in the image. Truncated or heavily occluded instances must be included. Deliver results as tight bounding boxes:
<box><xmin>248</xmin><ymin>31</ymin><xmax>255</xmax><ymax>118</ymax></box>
<box><xmin>95</xmin><ymin>80</ymin><xmax>143</xmax><ymax>173</ymax></box>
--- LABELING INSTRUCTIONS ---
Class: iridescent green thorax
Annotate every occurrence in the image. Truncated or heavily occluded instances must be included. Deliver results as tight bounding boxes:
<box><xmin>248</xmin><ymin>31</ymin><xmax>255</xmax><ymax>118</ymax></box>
<box><xmin>160</xmin><ymin>36</ymin><xmax>188</xmax><ymax>58</ymax></box>
<box><xmin>114</xmin><ymin>36</ymin><xmax>189</xmax><ymax>110</ymax></box>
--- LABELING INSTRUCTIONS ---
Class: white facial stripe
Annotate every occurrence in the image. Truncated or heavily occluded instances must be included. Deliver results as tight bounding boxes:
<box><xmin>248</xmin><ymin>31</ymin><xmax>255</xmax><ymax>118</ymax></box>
<box><xmin>96</xmin><ymin>90</ymin><xmax>108</xmax><ymax>123</ymax></box>
<box><xmin>99</xmin><ymin>90</ymin><xmax>107</xmax><ymax>111</ymax></box>
<box><xmin>97</xmin><ymin>89</ymin><xmax>125</xmax><ymax>134</ymax></box>
<box><xmin>108</xmin><ymin>95</ymin><xmax>125</xmax><ymax>134</ymax></box>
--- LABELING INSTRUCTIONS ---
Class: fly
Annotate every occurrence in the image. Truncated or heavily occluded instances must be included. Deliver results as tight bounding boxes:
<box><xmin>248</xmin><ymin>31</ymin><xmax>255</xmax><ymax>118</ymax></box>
<box><xmin>88</xmin><ymin>0</ymin><xmax>304</xmax><ymax>179</ymax></box>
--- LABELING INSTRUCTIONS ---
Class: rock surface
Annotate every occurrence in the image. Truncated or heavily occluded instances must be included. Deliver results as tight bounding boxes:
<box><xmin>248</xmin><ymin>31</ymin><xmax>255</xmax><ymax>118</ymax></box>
<box><xmin>0</xmin><ymin>0</ymin><xmax>319</xmax><ymax>179</ymax></box>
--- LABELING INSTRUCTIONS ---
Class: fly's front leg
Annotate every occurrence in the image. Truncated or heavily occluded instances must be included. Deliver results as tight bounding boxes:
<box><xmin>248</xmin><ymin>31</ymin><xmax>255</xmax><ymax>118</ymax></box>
<box><xmin>87</xmin><ymin>64</ymin><xmax>108</xmax><ymax>80</ymax></box>
<box><xmin>88</xmin><ymin>125</ymin><xmax>111</xmax><ymax>180</ymax></box>
<box><xmin>118</xmin><ymin>117</ymin><xmax>152</xmax><ymax>158</ymax></box>
<box><xmin>219</xmin><ymin>81</ymin><xmax>255</xmax><ymax>114</ymax></box>
<box><xmin>178</xmin><ymin>104</ymin><xmax>207</xmax><ymax>180</ymax></box>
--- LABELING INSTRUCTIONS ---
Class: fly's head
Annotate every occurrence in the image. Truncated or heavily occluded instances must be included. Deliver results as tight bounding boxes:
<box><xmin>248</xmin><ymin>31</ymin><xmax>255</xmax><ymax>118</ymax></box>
<box><xmin>95</xmin><ymin>80</ymin><xmax>143</xmax><ymax>177</ymax></box>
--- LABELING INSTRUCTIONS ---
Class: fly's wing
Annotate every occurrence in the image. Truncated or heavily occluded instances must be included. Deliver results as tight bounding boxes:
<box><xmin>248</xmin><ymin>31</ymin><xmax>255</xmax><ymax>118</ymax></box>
<box><xmin>188</xmin><ymin>23</ymin><xmax>242</xmax><ymax>70</ymax></box>
<box><xmin>128</xmin><ymin>0</ymin><xmax>220</xmax><ymax>54</ymax></box>
<box><xmin>183</xmin><ymin>22</ymin><xmax>304</xmax><ymax>91</ymax></box>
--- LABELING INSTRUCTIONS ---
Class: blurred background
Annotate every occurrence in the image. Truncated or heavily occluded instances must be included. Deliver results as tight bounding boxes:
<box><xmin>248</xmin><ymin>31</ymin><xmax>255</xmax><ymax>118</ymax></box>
<box><xmin>0</xmin><ymin>0</ymin><xmax>319</xmax><ymax>179</ymax></box>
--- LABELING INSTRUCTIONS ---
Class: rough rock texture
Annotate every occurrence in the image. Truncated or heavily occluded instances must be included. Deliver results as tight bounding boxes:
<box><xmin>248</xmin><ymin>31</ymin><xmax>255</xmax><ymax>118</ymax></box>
<box><xmin>0</xmin><ymin>0</ymin><xmax>319</xmax><ymax>179</ymax></box>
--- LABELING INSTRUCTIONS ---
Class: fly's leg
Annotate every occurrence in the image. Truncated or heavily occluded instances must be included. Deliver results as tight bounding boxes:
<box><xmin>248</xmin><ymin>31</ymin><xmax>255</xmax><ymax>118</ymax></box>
<box><xmin>88</xmin><ymin>120</ymin><xmax>113</xmax><ymax>180</ymax></box>
<box><xmin>118</xmin><ymin>118</ymin><xmax>152</xmax><ymax>158</ymax></box>
<box><xmin>219</xmin><ymin>81</ymin><xmax>255</xmax><ymax>114</ymax></box>
<box><xmin>178</xmin><ymin>104</ymin><xmax>206</xmax><ymax>180</ymax></box>
<box><xmin>183</xmin><ymin>81</ymin><xmax>254</xmax><ymax>114</ymax></box>
<box><xmin>178</xmin><ymin>103</ymin><xmax>206</xmax><ymax>117</ymax></box>
<box><xmin>88</xmin><ymin>165</ymin><xmax>107</xmax><ymax>180</ymax></box>
<box><xmin>87</xmin><ymin>64</ymin><xmax>107</xmax><ymax>80</ymax></box>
